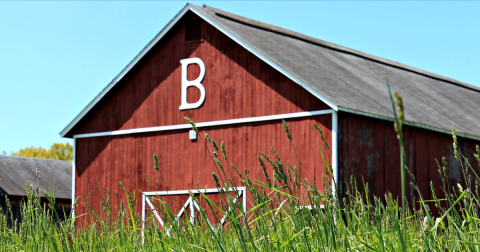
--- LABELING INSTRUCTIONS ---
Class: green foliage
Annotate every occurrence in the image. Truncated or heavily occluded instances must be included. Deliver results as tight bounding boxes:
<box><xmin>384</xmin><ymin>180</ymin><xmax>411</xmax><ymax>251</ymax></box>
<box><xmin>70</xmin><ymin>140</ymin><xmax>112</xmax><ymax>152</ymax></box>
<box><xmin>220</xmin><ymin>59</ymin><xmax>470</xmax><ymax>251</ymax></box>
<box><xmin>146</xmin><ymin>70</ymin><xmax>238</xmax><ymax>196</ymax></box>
<box><xmin>11</xmin><ymin>142</ymin><xmax>73</xmax><ymax>161</ymax></box>
<box><xmin>1</xmin><ymin>120</ymin><xmax>479</xmax><ymax>251</ymax></box>
<box><xmin>2</xmin><ymin>85</ymin><xmax>480</xmax><ymax>250</ymax></box>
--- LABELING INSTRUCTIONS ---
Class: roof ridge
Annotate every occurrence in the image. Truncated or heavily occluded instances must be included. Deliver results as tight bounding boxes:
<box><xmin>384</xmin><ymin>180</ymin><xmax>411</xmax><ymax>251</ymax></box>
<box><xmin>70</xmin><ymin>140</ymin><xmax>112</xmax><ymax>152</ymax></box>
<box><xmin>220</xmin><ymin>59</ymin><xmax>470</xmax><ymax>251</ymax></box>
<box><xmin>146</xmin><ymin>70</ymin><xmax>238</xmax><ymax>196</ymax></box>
<box><xmin>203</xmin><ymin>4</ymin><xmax>480</xmax><ymax>93</ymax></box>
<box><xmin>0</xmin><ymin>155</ymin><xmax>71</xmax><ymax>163</ymax></box>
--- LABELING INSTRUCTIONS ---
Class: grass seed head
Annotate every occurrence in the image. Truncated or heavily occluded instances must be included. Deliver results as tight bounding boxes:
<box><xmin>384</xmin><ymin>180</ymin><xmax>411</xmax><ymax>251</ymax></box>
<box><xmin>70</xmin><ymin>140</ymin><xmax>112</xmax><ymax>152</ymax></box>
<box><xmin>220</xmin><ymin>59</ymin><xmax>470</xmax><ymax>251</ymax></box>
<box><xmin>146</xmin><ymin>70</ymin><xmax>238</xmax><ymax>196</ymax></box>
<box><xmin>221</xmin><ymin>141</ymin><xmax>228</xmax><ymax>161</ymax></box>
<box><xmin>452</xmin><ymin>125</ymin><xmax>458</xmax><ymax>144</ymax></box>
<box><xmin>153</xmin><ymin>153</ymin><xmax>159</xmax><ymax>171</ymax></box>
<box><xmin>184</xmin><ymin>117</ymin><xmax>198</xmax><ymax>133</ymax></box>
<box><xmin>282</xmin><ymin>120</ymin><xmax>292</xmax><ymax>141</ymax></box>
<box><xmin>212</xmin><ymin>140</ymin><xmax>219</xmax><ymax>151</ymax></box>
<box><xmin>395</xmin><ymin>92</ymin><xmax>405</xmax><ymax>124</ymax></box>
<box><xmin>212</xmin><ymin>172</ymin><xmax>220</xmax><ymax>188</ymax></box>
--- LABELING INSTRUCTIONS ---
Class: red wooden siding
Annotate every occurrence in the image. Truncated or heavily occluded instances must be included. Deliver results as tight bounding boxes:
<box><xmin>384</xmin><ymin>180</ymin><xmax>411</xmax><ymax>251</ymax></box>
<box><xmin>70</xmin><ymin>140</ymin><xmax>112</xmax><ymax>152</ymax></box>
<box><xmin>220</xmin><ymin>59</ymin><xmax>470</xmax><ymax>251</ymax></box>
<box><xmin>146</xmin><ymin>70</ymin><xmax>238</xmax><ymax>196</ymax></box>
<box><xmin>74</xmin><ymin>116</ymin><xmax>332</xmax><ymax>220</ymax></box>
<box><xmin>70</xmin><ymin>12</ymin><xmax>328</xmax><ymax>137</ymax></box>
<box><xmin>68</xmin><ymin>8</ymin><xmax>480</xmax><ymax>226</ymax></box>
<box><xmin>338</xmin><ymin>112</ymin><xmax>480</xmax><ymax>211</ymax></box>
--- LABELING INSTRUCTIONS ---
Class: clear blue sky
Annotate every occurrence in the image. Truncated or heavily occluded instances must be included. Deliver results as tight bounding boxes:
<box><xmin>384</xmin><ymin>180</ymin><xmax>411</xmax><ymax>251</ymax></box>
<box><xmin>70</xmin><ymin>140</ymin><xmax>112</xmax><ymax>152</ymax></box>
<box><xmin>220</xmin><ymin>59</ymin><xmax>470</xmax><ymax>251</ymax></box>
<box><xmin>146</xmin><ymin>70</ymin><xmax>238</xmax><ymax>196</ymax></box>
<box><xmin>0</xmin><ymin>1</ymin><xmax>479</xmax><ymax>154</ymax></box>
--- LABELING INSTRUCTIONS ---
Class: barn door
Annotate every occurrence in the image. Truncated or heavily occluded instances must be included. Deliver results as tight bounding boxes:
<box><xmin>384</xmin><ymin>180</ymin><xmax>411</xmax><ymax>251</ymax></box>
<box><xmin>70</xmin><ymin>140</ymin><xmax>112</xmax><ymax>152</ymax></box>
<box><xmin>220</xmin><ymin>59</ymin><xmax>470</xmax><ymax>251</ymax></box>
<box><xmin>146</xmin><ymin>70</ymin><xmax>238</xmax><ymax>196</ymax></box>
<box><xmin>141</xmin><ymin>187</ymin><xmax>246</xmax><ymax>238</ymax></box>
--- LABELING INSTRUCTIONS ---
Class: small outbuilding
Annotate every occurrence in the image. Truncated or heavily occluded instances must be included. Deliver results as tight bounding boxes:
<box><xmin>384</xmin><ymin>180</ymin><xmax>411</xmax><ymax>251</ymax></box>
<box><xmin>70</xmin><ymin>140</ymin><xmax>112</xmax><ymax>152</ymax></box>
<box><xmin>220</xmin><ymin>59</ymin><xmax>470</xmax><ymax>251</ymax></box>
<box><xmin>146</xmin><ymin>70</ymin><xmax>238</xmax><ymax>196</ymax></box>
<box><xmin>0</xmin><ymin>156</ymin><xmax>72</xmax><ymax>224</ymax></box>
<box><xmin>60</xmin><ymin>4</ymin><xmax>480</xmax><ymax>219</ymax></box>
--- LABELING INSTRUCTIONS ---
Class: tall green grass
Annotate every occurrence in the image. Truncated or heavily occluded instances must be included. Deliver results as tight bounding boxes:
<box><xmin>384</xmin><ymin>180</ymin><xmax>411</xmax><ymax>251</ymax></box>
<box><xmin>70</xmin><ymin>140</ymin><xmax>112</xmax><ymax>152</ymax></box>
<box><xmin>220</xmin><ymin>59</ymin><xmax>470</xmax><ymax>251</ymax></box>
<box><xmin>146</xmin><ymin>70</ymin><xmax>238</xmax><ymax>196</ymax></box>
<box><xmin>1</xmin><ymin>91</ymin><xmax>480</xmax><ymax>251</ymax></box>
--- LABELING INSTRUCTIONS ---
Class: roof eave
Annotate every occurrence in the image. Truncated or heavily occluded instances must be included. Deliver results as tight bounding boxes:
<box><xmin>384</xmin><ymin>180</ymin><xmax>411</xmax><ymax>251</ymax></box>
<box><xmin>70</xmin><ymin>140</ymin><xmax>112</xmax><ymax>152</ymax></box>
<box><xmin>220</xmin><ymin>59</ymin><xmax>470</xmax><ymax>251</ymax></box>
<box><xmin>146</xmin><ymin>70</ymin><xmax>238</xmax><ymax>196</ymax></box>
<box><xmin>339</xmin><ymin>107</ymin><xmax>480</xmax><ymax>141</ymax></box>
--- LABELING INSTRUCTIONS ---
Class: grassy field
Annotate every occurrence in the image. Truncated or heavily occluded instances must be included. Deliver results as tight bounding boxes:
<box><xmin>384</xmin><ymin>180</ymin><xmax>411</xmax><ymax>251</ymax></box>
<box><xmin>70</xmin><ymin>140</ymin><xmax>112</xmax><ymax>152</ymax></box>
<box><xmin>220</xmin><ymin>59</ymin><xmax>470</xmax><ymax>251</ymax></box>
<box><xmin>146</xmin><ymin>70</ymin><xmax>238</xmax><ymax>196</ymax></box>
<box><xmin>2</xmin><ymin>91</ymin><xmax>480</xmax><ymax>251</ymax></box>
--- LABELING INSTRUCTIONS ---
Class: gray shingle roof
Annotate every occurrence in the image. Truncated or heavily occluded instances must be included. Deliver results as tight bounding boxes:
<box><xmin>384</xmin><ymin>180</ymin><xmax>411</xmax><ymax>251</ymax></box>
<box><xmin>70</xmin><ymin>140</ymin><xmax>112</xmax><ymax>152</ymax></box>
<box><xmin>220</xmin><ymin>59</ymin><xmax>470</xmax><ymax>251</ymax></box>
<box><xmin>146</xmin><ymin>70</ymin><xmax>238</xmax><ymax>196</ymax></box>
<box><xmin>0</xmin><ymin>156</ymin><xmax>71</xmax><ymax>199</ymax></box>
<box><xmin>193</xmin><ymin>4</ymin><xmax>480</xmax><ymax>139</ymax></box>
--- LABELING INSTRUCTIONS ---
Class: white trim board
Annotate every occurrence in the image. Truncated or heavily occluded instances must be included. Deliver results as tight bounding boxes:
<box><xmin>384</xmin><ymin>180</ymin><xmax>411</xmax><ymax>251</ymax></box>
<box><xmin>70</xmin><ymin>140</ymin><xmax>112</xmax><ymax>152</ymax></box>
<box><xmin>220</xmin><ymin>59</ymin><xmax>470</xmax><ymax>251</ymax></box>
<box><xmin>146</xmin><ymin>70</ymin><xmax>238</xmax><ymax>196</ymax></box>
<box><xmin>73</xmin><ymin>109</ymin><xmax>334</xmax><ymax>139</ymax></box>
<box><xmin>60</xmin><ymin>4</ymin><xmax>192</xmax><ymax>138</ymax></box>
<box><xmin>60</xmin><ymin>3</ymin><xmax>338</xmax><ymax>138</ymax></box>
<box><xmin>141</xmin><ymin>187</ymin><xmax>247</xmax><ymax>240</ymax></box>
<box><xmin>143</xmin><ymin>187</ymin><xmax>246</xmax><ymax>196</ymax></box>
<box><xmin>70</xmin><ymin>109</ymin><xmax>337</xmax><ymax>220</ymax></box>
<box><xmin>331</xmin><ymin>111</ymin><xmax>338</xmax><ymax>198</ymax></box>
<box><xmin>189</xmin><ymin>5</ymin><xmax>338</xmax><ymax>111</ymax></box>
<box><xmin>71</xmin><ymin>138</ymin><xmax>76</xmax><ymax>220</ymax></box>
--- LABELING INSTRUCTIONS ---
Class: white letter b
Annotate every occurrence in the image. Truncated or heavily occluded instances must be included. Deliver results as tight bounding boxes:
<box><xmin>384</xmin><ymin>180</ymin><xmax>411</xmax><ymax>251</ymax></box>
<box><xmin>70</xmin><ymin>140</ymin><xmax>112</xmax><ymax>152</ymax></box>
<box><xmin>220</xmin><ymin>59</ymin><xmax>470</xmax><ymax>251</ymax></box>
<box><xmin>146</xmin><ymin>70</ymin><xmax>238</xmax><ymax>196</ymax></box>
<box><xmin>179</xmin><ymin>57</ymin><xmax>206</xmax><ymax>110</ymax></box>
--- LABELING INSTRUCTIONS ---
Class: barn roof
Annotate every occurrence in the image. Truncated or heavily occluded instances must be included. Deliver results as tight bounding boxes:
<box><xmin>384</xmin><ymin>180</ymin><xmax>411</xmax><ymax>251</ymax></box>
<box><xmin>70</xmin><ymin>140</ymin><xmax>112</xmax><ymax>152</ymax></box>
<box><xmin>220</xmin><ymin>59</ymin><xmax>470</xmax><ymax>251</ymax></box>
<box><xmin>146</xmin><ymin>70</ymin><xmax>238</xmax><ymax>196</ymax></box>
<box><xmin>0</xmin><ymin>156</ymin><xmax>71</xmax><ymax>199</ymax></box>
<box><xmin>61</xmin><ymin>3</ymin><xmax>480</xmax><ymax>140</ymax></box>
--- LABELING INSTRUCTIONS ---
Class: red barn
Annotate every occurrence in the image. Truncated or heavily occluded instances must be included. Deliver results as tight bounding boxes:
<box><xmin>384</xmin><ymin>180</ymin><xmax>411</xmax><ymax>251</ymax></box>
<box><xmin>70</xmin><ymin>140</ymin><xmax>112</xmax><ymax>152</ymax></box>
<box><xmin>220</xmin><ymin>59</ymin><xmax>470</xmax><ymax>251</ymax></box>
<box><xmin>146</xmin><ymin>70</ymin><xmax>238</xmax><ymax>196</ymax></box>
<box><xmin>61</xmin><ymin>4</ymin><xmax>480</xmax><ymax>221</ymax></box>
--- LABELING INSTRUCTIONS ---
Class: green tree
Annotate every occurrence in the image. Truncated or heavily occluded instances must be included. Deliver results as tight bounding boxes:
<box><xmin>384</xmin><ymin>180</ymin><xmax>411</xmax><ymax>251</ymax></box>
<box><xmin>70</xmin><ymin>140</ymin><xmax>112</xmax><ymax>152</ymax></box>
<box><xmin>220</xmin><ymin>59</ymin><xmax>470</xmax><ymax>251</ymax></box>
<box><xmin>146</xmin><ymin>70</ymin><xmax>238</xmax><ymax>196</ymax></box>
<box><xmin>12</xmin><ymin>142</ymin><xmax>73</xmax><ymax>161</ymax></box>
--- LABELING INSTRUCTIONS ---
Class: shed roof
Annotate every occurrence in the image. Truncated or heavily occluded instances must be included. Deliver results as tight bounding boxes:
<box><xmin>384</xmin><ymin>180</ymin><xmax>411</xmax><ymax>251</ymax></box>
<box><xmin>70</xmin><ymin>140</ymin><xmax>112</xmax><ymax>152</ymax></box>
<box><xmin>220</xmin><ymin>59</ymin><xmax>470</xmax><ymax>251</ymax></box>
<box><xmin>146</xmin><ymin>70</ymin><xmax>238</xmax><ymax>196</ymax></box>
<box><xmin>0</xmin><ymin>156</ymin><xmax>71</xmax><ymax>199</ymax></box>
<box><xmin>61</xmin><ymin>3</ymin><xmax>480</xmax><ymax>140</ymax></box>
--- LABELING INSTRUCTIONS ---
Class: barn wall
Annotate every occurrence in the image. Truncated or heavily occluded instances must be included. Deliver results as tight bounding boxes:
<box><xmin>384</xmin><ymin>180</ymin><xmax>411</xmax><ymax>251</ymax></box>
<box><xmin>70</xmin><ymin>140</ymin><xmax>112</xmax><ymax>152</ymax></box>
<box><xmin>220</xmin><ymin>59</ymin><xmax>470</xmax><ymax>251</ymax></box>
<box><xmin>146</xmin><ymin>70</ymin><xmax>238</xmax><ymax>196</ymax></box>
<box><xmin>70</xmin><ymin>11</ymin><xmax>328</xmax><ymax>136</ymax></box>
<box><xmin>338</xmin><ymin>112</ymin><xmax>480</xmax><ymax>210</ymax></box>
<box><xmin>74</xmin><ymin>115</ymin><xmax>332</xmax><ymax>219</ymax></box>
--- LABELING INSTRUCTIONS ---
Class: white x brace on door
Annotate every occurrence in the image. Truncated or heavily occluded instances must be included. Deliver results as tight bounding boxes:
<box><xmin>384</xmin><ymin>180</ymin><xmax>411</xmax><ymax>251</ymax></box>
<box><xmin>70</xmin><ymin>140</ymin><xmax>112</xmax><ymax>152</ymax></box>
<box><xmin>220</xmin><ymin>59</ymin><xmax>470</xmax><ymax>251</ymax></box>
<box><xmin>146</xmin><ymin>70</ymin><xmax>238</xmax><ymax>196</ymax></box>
<box><xmin>141</xmin><ymin>187</ymin><xmax>247</xmax><ymax>238</ymax></box>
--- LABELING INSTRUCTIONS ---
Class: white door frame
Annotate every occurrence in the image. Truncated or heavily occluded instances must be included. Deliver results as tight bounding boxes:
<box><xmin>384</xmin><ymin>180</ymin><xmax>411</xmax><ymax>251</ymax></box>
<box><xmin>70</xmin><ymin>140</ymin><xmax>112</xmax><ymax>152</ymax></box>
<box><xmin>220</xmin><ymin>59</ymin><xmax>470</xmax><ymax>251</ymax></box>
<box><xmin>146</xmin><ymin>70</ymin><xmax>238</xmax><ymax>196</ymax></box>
<box><xmin>141</xmin><ymin>187</ymin><xmax>247</xmax><ymax>239</ymax></box>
